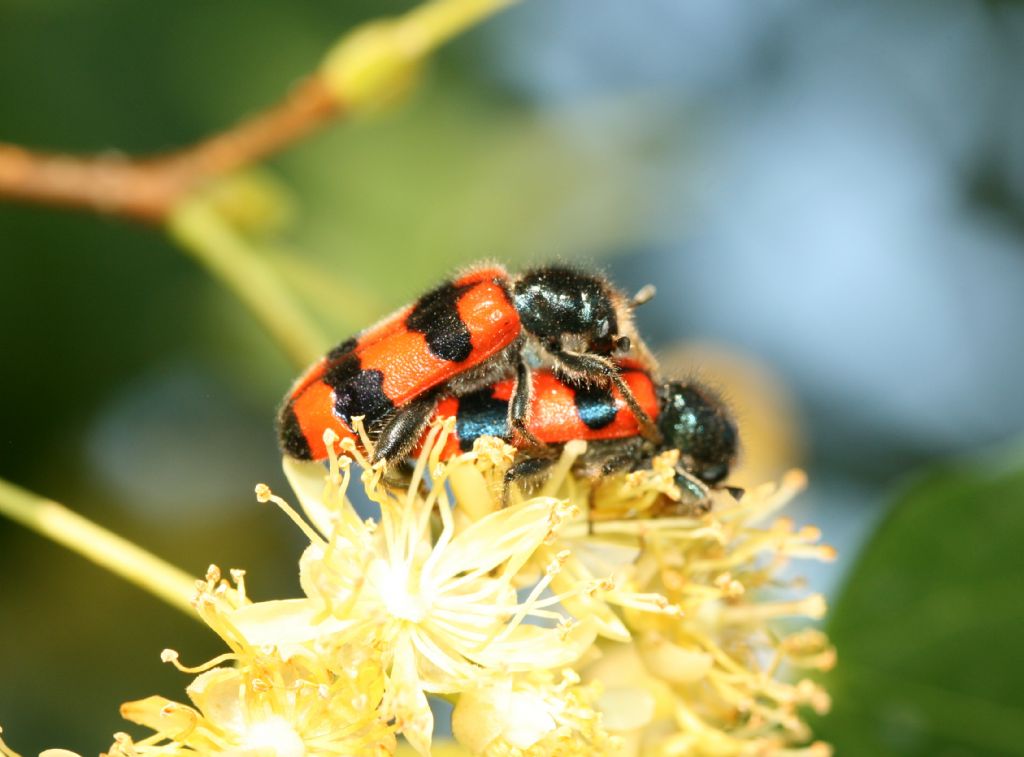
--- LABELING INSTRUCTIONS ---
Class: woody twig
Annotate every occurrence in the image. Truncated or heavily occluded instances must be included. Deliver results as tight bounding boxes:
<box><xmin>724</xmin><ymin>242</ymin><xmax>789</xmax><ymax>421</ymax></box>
<box><xmin>0</xmin><ymin>78</ymin><xmax>338</xmax><ymax>223</ymax></box>
<box><xmin>0</xmin><ymin>0</ymin><xmax>515</xmax><ymax>224</ymax></box>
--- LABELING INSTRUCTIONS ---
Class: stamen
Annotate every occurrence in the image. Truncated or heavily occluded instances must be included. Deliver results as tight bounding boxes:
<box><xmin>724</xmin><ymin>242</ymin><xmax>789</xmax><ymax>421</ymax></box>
<box><xmin>323</xmin><ymin>428</ymin><xmax>343</xmax><ymax>481</ymax></box>
<box><xmin>323</xmin><ymin>430</ymin><xmax>356</xmax><ymax>511</ymax></box>
<box><xmin>539</xmin><ymin>440</ymin><xmax>587</xmax><ymax>499</ymax></box>
<box><xmin>109</xmin><ymin>732</ymin><xmax>139</xmax><ymax>756</ymax></box>
<box><xmin>484</xmin><ymin>570</ymin><xmax>561</xmax><ymax>649</ymax></box>
<box><xmin>254</xmin><ymin>484</ymin><xmax>324</xmax><ymax>546</ymax></box>
<box><xmin>160</xmin><ymin>648</ymin><xmax>238</xmax><ymax>674</ymax></box>
<box><xmin>351</xmin><ymin>417</ymin><xmax>376</xmax><ymax>462</ymax></box>
<box><xmin>229</xmin><ymin>568</ymin><xmax>247</xmax><ymax>601</ymax></box>
<box><xmin>717</xmin><ymin>594</ymin><xmax>827</xmax><ymax>624</ymax></box>
<box><xmin>604</xmin><ymin>587</ymin><xmax>682</xmax><ymax>616</ymax></box>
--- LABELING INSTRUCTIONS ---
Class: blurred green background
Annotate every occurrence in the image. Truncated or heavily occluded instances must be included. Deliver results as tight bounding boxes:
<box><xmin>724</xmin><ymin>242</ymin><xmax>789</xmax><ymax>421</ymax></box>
<box><xmin>2</xmin><ymin>1</ymin><xmax>1023</xmax><ymax>754</ymax></box>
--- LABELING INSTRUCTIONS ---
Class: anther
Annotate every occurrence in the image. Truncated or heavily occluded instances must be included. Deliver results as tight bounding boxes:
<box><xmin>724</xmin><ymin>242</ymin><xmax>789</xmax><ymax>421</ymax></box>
<box><xmin>251</xmin><ymin>677</ymin><xmax>271</xmax><ymax>693</ymax></box>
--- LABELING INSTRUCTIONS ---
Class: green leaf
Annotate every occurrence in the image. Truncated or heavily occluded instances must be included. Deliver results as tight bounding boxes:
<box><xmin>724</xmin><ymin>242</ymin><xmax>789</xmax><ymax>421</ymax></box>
<box><xmin>812</xmin><ymin>454</ymin><xmax>1024</xmax><ymax>755</ymax></box>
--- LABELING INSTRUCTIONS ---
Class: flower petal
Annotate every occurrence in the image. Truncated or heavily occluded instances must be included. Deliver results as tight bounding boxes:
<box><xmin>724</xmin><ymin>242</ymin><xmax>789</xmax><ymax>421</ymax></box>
<box><xmin>453</xmin><ymin>682</ymin><xmax>558</xmax><ymax>752</ymax></box>
<box><xmin>575</xmin><ymin>538</ymin><xmax>642</xmax><ymax>578</ymax></box>
<box><xmin>119</xmin><ymin>695</ymin><xmax>198</xmax><ymax>735</ymax></box>
<box><xmin>386</xmin><ymin>637</ymin><xmax>434</xmax><ymax>756</ymax></box>
<box><xmin>186</xmin><ymin>667</ymin><xmax>246</xmax><ymax>732</ymax></box>
<box><xmin>637</xmin><ymin>633</ymin><xmax>713</xmax><ymax>684</ymax></box>
<box><xmin>469</xmin><ymin>617</ymin><xmax>597</xmax><ymax>670</ymax></box>
<box><xmin>596</xmin><ymin>686</ymin><xmax>656</xmax><ymax>732</ymax></box>
<box><xmin>396</xmin><ymin>740</ymin><xmax>470</xmax><ymax>757</ymax></box>
<box><xmin>229</xmin><ymin>598</ymin><xmax>352</xmax><ymax>646</ymax></box>
<box><xmin>450</xmin><ymin>683</ymin><xmax>508</xmax><ymax>753</ymax></box>
<box><xmin>445</xmin><ymin>456</ymin><xmax>501</xmax><ymax>525</ymax></box>
<box><xmin>430</xmin><ymin>499</ymin><xmax>557</xmax><ymax>582</ymax></box>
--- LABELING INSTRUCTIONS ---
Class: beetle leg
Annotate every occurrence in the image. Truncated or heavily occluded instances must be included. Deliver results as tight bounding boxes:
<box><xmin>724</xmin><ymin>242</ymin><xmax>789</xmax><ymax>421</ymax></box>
<box><xmin>381</xmin><ymin>459</ymin><xmax>414</xmax><ymax>486</ymax></box>
<box><xmin>549</xmin><ymin>347</ymin><xmax>663</xmax><ymax>445</ymax></box>
<box><xmin>611</xmin><ymin>370</ymin><xmax>663</xmax><ymax>444</ymax></box>
<box><xmin>381</xmin><ymin>459</ymin><xmax>432</xmax><ymax>498</ymax></box>
<box><xmin>502</xmin><ymin>455</ymin><xmax>557</xmax><ymax>507</ymax></box>
<box><xmin>574</xmin><ymin>441</ymin><xmax>642</xmax><ymax>480</ymax></box>
<box><xmin>674</xmin><ymin>466</ymin><xmax>713</xmax><ymax>514</ymax></box>
<box><xmin>509</xmin><ymin>359</ymin><xmax>547</xmax><ymax>449</ymax></box>
<box><xmin>600</xmin><ymin>452</ymin><xmax>641</xmax><ymax>476</ymax></box>
<box><xmin>372</xmin><ymin>393</ymin><xmax>439</xmax><ymax>467</ymax></box>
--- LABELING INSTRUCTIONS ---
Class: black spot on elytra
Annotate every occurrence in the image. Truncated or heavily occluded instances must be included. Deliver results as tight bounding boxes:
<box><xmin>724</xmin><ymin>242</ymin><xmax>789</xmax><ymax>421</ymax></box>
<box><xmin>324</xmin><ymin>351</ymin><xmax>361</xmax><ymax>388</ymax></box>
<box><xmin>324</xmin><ymin>353</ymin><xmax>395</xmax><ymax>426</ymax></box>
<box><xmin>573</xmin><ymin>383</ymin><xmax>618</xmax><ymax>430</ymax></box>
<box><xmin>405</xmin><ymin>282</ymin><xmax>474</xmax><ymax>363</ymax></box>
<box><xmin>455</xmin><ymin>387</ymin><xmax>510</xmax><ymax>451</ymax></box>
<box><xmin>326</xmin><ymin>336</ymin><xmax>358</xmax><ymax>361</ymax></box>
<box><xmin>278</xmin><ymin>401</ymin><xmax>313</xmax><ymax>460</ymax></box>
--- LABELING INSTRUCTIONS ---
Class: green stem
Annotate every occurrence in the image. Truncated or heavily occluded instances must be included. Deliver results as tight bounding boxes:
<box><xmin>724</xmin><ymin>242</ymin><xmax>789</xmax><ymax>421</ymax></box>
<box><xmin>0</xmin><ymin>477</ymin><xmax>197</xmax><ymax>615</ymax></box>
<box><xmin>168</xmin><ymin>196</ymin><xmax>329</xmax><ymax>368</ymax></box>
<box><xmin>320</xmin><ymin>0</ymin><xmax>519</xmax><ymax>108</ymax></box>
<box><xmin>167</xmin><ymin>0</ymin><xmax>521</xmax><ymax>367</ymax></box>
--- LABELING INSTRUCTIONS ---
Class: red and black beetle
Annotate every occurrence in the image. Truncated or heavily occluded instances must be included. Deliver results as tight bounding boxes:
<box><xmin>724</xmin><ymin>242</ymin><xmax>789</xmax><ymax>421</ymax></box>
<box><xmin>429</xmin><ymin>365</ymin><xmax>740</xmax><ymax>504</ymax></box>
<box><xmin>282</xmin><ymin>352</ymin><xmax>739</xmax><ymax>506</ymax></box>
<box><xmin>278</xmin><ymin>263</ymin><xmax>659</xmax><ymax>465</ymax></box>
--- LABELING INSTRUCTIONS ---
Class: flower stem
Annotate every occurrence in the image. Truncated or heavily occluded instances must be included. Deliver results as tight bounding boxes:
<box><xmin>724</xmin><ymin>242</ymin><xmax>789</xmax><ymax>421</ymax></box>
<box><xmin>167</xmin><ymin>195</ymin><xmax>330</xmax><ymax>368</ymax></box>
<box><xmin>0</xmin><ymin>477</ymin><xmax>197</xmax><ymax>616</ymax></box>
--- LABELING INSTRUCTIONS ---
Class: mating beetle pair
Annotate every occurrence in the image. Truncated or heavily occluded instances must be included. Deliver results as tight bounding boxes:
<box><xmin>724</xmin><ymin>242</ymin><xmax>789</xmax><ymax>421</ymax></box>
<box><xmin>278</xmin><ymin>263</ymin><xmax>738</xmax><ymax>506</ymax></box>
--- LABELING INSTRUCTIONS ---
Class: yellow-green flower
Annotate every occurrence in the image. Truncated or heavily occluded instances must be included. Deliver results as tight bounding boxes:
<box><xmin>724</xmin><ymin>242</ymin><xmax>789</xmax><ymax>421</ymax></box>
<box><xmin>106</xmin><ymin>567</ymin><xmax>395</xmax><ymax>756</ymax></box>
<box><xmin>229</xmin><ymin>421</ymin><xmax>598</xmax><ymax>754</ymax></box>
<box><xmin>5</xmin><ymin>416</ymin><xmax>834</xmax><ymax>756</ymax></box>
<box><xmin>435</xmin><ymin>431</ymin><xmax>837</xmax><ymax>754</ymax></box>
<box><xmin>578</xmin><ymin>473</ymin><xmax>836</xmax><ymax>755</ymax></box>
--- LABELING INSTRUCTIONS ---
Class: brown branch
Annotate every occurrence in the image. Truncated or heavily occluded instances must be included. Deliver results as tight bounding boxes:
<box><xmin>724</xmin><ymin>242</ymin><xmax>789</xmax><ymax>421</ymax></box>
<box><xmin>0</xmin><ymin>0</ymin><xmax>518</xmax><ymax>224</ymax></box>
<box><xmin>0</xmin><ymin>76</ymin><xmax>340</xmax><ymax>223</ymax></box>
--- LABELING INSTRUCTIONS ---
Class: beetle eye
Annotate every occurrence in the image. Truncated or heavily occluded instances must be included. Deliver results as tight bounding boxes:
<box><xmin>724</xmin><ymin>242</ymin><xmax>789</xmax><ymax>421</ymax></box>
<box><xmin>614</xmin><ymin>335</ymin><xmax>631</xmax><ymax>353</ymax></box>
<box><xmin>698</xmin><ymin>463</ymin><xmax>728</xmax><ymax>485</ymax></box>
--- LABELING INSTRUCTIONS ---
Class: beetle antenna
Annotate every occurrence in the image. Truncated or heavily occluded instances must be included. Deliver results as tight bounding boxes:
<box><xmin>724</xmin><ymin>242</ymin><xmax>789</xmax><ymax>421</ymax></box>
<box><xmin>631</xmin><ymin>284</ymin><xmax>656</xmax><ymax>307</ymax></box>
